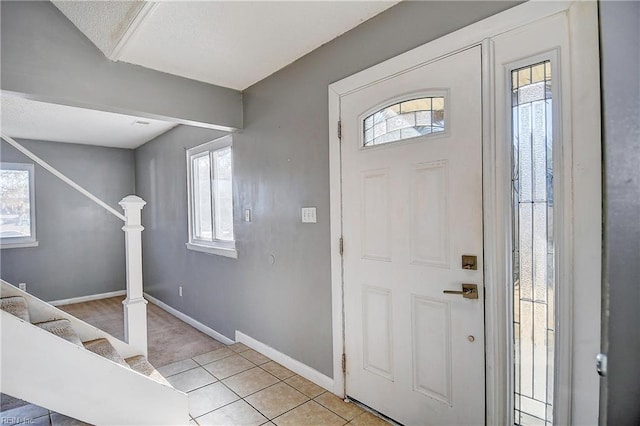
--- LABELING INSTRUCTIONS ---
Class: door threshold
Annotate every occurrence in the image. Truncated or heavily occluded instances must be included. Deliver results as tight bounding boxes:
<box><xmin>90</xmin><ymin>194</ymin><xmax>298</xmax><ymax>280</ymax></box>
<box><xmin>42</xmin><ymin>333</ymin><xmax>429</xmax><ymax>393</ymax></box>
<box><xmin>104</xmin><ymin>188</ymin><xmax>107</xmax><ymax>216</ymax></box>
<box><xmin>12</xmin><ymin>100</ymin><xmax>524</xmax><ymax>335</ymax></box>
<box><xmin>345</xmin><ymin>396</ymin><xmax>404</xmax><ymax>426</ymax></box>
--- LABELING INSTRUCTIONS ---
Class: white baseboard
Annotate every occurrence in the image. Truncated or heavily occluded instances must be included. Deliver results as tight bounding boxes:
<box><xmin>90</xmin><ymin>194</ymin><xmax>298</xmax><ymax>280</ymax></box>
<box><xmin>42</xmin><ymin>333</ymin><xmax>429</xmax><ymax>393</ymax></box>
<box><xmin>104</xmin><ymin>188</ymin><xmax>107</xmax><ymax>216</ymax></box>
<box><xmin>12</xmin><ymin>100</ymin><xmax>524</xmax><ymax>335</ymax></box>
<box><xmin>235</xmin><ymin>330</ymin><xmax>334</xmax><ymax>392</ymax></box>
<box><xmin>143</xmin><ymin>292</ymin><xmax>234</xmax><ymax>345</ymax></box>
<box><xmin>49</xmin><ymin>290</ymin><xmax>126</xmax><ymax>306</ymax></box>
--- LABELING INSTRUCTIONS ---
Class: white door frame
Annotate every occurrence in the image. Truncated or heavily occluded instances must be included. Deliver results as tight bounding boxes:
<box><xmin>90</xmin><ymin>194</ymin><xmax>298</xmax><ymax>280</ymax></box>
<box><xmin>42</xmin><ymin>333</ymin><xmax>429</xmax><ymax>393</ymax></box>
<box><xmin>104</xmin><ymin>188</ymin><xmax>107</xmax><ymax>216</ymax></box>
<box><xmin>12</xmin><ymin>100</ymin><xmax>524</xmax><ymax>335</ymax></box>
<box><xmin>328</xmin><ymin>1</ymin><xmax>601</xmax><ymax>424</ymax></box>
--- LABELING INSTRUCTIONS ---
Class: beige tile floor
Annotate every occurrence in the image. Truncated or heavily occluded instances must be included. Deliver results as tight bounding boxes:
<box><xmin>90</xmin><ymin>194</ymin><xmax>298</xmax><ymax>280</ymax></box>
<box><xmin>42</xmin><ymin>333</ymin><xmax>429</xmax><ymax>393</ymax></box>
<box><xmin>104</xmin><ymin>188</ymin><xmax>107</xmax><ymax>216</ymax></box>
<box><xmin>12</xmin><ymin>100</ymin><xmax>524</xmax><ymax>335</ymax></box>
<box><xmin>162</xmin><ymin>342</ymin><xmax>391</xmax><ymax>425</ymax></box>
<box><xmin>1</xmin><ymin>342</ymin><xmax>391</xmax><ymax>426</ymax></box>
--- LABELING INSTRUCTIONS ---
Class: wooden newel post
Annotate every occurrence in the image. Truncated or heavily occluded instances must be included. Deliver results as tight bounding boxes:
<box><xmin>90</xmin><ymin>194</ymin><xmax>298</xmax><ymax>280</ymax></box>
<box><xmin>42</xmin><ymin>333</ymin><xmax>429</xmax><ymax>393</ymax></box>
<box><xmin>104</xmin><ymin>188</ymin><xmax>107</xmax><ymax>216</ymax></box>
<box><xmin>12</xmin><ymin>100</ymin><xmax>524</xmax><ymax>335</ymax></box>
<box><xmin>119</xmin><ymin>195</ymin><xmax>148</xmax><ymax>358</ymax></box>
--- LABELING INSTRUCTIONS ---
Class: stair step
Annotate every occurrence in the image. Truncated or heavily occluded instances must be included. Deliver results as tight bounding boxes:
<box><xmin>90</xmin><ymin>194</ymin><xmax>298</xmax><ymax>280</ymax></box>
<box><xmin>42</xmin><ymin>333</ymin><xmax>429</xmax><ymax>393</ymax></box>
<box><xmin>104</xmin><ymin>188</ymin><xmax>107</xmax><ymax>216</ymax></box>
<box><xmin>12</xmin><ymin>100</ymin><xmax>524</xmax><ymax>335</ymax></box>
<box><xmin>1</xmin><ymin>296</ymin><xmax>30</xmax><ymax>322</ymax></box>
<box><xmin>83</xmin><ymin>338</ymin><xmax>128</xmax><ymax>367</ymax></box>
<box><xmin>125</xmin><ymin>355</ymin><xmax>172</xmax><ymax>387</ymax></box>
<box><xmin>34</xmin><ymin>319</ymin><xmax>82</xmax><ymax>346</ymax></box>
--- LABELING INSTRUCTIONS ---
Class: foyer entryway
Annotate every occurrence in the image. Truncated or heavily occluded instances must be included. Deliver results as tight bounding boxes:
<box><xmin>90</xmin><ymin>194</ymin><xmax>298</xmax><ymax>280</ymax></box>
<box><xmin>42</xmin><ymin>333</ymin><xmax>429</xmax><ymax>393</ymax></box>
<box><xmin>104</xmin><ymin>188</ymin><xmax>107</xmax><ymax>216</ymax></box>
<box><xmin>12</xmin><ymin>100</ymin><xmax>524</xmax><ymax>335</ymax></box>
<box><xmin>2</xmin><ymin>297</ymin><xmax>391</xmax><ymax>426</ymax></box>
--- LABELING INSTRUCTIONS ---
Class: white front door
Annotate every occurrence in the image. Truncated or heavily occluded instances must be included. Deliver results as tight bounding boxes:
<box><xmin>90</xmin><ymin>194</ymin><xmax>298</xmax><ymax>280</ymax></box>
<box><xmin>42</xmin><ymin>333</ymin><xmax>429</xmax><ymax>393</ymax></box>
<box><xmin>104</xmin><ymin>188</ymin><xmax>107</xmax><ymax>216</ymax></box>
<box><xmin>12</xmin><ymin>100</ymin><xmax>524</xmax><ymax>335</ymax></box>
<box><xmin>340</xmin><ymin>46</ymin><xmax>484</xmax><ymax>425</ymax></box>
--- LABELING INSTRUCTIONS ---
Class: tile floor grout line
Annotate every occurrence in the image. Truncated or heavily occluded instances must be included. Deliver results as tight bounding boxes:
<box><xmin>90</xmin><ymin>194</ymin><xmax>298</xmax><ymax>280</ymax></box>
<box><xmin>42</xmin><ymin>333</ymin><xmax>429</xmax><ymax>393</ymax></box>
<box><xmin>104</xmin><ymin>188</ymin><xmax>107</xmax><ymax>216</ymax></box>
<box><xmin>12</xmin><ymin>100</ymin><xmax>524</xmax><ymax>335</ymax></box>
<box><xmin>191</xmin><ymin>376</ymin><xmax>254</xmax><ymax>421</ymax></box>
<box><xmin>220</xmin><ymin>368</ymin><xmax>281</xmax><ymax>396</ymax></box>
<box><xmin>311</xmin><ymin>392</ymin><xmax>360</xmax><ymax>423</ymax></box>
<box><xmin>235</xmin><ymin>380</ymin><xmax>310</xmax><ymax>422</ymax></box>
<box><xmin>193</xmin><ymin>351</ymin><xmax>236</xmax><ymax>367</ymax></box>
<box><xmin>167</xmin><ymin>364</ymin><xmax>219</xmax><ymax>379</ymax></box>
<box><xmin>268</xmin><ymin>398</ymin><xmax>319</xmax><ymax>424</ymax></box>
<box><xmin>194</xmin><ymin>395</ymin><xmax>270</xmax><ymax>426</ymax></box>
<box><xmin>163</xmin><ymin>365</ymin><xmax>202</xmax><ymax>378</ymax></box>
<box><xmin>255</xmin><ymin>363</ymin><xmax>295</xmax><ymax>381</ymax></box>
<box><xmin>238</xmin><ymin>397</ymin><xmax>271</xmax><ymax>422</ymax></box>
<box><xmin>312</xmin><ymin>391</ymin><xmax>351</xmax><ymax>421</ymax></box>
<box><xmin>228</xmin><ymin>376</ymin><xmax>284</xmax><ymax>400</ymax></box>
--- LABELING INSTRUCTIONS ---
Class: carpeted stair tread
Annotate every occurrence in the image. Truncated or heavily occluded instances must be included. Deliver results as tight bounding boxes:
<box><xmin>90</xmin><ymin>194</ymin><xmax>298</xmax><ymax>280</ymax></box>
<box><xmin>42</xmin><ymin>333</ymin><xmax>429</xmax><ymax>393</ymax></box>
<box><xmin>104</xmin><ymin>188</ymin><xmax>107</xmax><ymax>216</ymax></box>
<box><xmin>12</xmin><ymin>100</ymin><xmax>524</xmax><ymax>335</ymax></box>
<box><xmin>83</xmin><ymin>338</ymin><xmax>128</xmax><ymax>367</ymax></box>
<box><xmin>1</xmin><ymin>296</ymin><xmax>30</xmax><ymax>322</ymax></box>
<box><xmin>125</xmin><ymin>355</ymin><xmax>173</xmax><ymax>387</ymax></box>
<box><xmin>35</xmin><ymin>319</ymin><xmax>82</xmax><ymax>346</ymax></box>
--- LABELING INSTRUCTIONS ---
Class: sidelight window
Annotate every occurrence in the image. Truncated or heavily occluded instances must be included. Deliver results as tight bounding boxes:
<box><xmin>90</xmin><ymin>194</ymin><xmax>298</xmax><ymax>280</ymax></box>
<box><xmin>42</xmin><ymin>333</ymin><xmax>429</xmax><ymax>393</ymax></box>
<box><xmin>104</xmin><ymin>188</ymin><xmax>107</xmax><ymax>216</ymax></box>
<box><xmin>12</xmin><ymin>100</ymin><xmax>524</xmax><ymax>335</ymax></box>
<box><xmin>511</xmin><ymin>60</ymin><xmax>555</xmax><ymax>426</ymax></box>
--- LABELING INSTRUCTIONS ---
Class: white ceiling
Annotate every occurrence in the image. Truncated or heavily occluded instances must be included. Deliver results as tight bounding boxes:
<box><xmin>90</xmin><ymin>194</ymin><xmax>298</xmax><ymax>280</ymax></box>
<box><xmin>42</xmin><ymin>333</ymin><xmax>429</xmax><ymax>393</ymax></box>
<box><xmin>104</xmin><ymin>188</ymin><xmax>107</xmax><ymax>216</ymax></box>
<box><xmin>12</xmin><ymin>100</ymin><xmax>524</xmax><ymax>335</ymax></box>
<box><xmin>52</xmin><ymin>1</ymin><xmax>145</xmax><ymax>58</ymax></box>
<box><xmin>15</xmin><ymin>1</ymin><xmax>399</xmax><ymax>149</ymax></box>
<box><xmin>53</xmin><ymin>1</ymin><xmax>399</xmax><ymax>91</ymax></box>
<box><xmin>1</xmin><ymin>95</ymin><xmax>177</xmax><ymax>149</ymax></box>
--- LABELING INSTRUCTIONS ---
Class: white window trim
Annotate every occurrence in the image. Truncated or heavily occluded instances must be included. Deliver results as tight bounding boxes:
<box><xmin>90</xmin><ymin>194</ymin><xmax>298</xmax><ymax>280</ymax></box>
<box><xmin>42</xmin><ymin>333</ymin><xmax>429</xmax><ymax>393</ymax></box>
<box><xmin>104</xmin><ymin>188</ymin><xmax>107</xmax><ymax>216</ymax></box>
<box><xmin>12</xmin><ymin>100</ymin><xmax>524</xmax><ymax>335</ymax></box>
<box><xmin>185</xmin><ymin>135</ymin><xmax>237</xmax><ymax>259</ymax></box>
<box><xmin>1</xmin><ymin>162</ymin><xmax>38</xmax><ymax>249</ymax></box>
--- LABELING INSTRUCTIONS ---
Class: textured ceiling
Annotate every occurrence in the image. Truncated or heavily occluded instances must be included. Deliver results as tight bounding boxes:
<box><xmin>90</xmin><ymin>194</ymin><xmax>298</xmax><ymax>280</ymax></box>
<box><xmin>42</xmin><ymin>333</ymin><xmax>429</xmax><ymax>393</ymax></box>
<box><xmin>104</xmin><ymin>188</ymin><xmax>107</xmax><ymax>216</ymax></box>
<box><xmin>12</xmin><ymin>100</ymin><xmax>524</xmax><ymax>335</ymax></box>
<box><xmin>1</xmin><ymin>95</ymin><xmax>177</xmax><ymax>149</ymax></box>
<box><xmin>52</xmin><ymin>1</ymin><xmax>145</xmax><ymax>57</ymax></box>
<box><xmin>53</xmin><ymin>1</ymin><xmax>399</xmax><ymax>90</ymax></box>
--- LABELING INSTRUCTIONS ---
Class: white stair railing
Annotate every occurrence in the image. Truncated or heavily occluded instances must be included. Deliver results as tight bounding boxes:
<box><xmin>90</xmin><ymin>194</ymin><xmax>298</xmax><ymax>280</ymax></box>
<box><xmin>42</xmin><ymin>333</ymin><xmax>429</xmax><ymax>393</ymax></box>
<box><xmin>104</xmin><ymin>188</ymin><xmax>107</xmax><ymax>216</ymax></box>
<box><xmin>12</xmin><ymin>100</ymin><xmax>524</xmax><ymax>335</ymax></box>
<box><xmin>1</xmin><ymin>133</ymin><xmax>148</xmax><ymax>356</ymax></box>
<box><xmin>119</xmin><ymin>195</ymin><xmax>148</xmax><ymax>356</ymax></box>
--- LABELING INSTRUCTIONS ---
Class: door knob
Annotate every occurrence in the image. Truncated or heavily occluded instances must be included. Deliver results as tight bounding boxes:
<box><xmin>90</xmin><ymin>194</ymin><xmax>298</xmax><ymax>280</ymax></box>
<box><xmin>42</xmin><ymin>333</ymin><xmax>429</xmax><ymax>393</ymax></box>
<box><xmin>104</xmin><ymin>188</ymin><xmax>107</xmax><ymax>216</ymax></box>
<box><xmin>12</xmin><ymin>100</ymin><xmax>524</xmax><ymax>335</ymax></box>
<box><xmin>443</xmin><ymin>283</ymin><xmax>478</xmax><ymax>299</ymax></box>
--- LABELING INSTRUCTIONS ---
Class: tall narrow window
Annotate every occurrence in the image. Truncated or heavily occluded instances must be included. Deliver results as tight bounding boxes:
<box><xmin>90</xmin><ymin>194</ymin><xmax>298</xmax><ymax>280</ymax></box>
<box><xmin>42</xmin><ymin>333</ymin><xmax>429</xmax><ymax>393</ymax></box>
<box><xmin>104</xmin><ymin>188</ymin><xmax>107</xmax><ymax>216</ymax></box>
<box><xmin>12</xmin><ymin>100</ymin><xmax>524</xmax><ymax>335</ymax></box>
<box><xmin>0</xmin><ymin>163</ymin><xmax>37</xmax><ymax>248</ymax></box>
<box><xmin>512</xmin><ymin>61</ymin><xmax>554</xmax><ymax>425</ymax></box>
<box><xmin>186</xmin><ymin>135</ymin><xmax>236</xmax><ymax>258</ymax></box>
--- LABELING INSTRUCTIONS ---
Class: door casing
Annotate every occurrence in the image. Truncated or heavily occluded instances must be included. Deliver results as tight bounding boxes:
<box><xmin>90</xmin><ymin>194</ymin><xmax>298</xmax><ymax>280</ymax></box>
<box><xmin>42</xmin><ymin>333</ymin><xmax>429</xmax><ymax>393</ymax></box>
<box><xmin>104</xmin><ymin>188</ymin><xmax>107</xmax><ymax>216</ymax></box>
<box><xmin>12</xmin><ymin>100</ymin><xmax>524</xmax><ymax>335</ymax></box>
<box><xmin>328</xmin><ymin>1</ymin><xmax>601</xmax><ymax>424</ymax></box>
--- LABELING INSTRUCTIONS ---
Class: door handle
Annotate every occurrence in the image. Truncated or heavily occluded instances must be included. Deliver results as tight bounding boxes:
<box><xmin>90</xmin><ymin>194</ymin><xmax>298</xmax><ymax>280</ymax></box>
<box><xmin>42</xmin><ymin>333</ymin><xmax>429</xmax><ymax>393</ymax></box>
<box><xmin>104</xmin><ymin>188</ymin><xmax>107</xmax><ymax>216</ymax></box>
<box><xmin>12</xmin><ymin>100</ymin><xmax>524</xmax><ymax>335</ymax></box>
<box><xmin>443</xmin><ymin>283</ymin><xmax>478</xmax><ymax>299</ymax></box>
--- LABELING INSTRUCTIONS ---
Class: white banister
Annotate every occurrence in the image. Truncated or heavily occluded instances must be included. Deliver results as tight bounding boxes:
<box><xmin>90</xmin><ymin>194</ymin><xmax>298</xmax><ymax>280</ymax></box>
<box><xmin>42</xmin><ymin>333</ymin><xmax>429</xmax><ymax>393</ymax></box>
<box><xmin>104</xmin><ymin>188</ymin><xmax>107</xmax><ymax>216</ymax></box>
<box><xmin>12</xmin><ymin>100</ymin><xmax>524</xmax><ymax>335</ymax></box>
<box><xmin>119</xmin><ymin>195</ymin><xmax>148</xmax><ymax>357</ymax></box>
<box><xmin>1</xmin><ymin>133</ymin><xmax>126</xmax><ymax>221</ymax></box>
<box><xmin>1</xmin><ymin>133</ymin><xmax>149</xmax><ymax>357</ymax></box>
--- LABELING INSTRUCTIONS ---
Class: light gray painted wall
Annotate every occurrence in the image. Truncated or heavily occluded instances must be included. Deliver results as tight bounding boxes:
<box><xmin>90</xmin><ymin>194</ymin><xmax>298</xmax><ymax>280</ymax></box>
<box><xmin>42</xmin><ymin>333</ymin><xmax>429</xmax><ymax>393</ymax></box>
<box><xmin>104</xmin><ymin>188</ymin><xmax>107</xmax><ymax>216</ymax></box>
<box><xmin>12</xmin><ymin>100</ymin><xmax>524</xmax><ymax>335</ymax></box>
<box><xmin>0</xmin><ymin>139</ymin><xmax>135</xmax><ymax>302</ymax></box>
<box><xmin>0</xmin><ymin>1</ymin><xmax>242</xmax><ymax>131</ymax></box>
<box><xmin>599</xmin><ymin>1</ymin><xmax>640</xmax><ymax>424</ymax></box>
<box><xmin>136</xmin><ymin>1</ymin><xmax>520</xmax><ymax>377</ymax></box>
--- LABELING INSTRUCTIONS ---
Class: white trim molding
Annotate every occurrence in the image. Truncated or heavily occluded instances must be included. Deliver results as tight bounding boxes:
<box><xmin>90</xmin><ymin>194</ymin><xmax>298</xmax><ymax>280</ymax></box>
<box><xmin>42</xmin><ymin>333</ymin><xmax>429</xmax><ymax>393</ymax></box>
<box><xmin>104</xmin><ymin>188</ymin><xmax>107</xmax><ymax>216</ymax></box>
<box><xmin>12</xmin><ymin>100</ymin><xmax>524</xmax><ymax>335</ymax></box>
<box><xmin>328</xmin><ymin>1</ymin><xmax>601</xmax><ymax>424</ymax></box>
<box><xmin>186</xmin><ymin>242</ymin><xmax>238</xmax><ymax>259</ymax></box>
<box><xmin>109</xmin><ymin>2</ymin><xmax>160</xmax><ymax>61</ymax></box>
<box><xmin>144</xmin><ymin>292</ymin><xmax>235</xmax><ymax>345</ymax></box>
<box><xmin>1</xmin><ymin>133</ymin><xmax>126</xmax><ymax>221</ymax></box>
<box><xmin>235</xmin><ymin>331</ymin><xmax>334</xmax><ymax>392</ymax></box>
<box><xmin>0</xmin><ymin>241</ymin><xmax>39</xmax><ymax>249</ymax></box>
<box><xmin>49</xmin><ymin>290</ymin><xmax>126</xmax><ymax>307</ymax></box>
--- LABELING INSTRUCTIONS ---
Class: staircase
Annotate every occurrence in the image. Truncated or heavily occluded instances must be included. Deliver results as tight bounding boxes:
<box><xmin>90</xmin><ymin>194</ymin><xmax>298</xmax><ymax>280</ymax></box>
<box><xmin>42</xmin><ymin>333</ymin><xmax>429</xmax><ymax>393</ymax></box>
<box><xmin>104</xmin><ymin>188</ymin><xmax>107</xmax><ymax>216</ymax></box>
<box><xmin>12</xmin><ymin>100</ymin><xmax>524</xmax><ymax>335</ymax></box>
<box><xmin>0</xmin><ymin>280</ymin><xmax>189</xmax><ymax>425</ymax></box>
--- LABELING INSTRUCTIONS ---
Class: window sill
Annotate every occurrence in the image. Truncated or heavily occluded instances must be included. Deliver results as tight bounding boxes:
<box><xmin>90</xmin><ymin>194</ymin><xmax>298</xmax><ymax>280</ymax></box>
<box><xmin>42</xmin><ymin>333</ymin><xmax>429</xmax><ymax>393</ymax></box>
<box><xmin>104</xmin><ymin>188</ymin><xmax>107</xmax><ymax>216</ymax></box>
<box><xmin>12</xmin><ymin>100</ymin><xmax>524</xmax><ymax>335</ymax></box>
<box><xmin>186</xmin><ymin>242</ymin><xmax>238</xmax><ymax>259</ymax></box>
<box><xmin>1</xmin><ymin>241</ymin><xmax>39</xmax><ymax>249</ymax></box>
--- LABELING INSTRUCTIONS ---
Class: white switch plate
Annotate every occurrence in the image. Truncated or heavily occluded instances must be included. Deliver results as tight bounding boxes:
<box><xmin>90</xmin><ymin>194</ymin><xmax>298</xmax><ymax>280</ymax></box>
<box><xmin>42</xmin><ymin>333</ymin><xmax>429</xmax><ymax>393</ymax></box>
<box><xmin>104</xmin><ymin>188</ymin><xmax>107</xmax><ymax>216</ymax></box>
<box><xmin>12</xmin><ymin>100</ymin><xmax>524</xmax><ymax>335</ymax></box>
<box><xmin>301</xmin><ymin>207</ymin><xmax>317</xmax><ymax>223</ymax></box>
<box><xmin>244</xmin><ymin>209</ymin><xmax>252</xmax><ymax>222</ymax></box>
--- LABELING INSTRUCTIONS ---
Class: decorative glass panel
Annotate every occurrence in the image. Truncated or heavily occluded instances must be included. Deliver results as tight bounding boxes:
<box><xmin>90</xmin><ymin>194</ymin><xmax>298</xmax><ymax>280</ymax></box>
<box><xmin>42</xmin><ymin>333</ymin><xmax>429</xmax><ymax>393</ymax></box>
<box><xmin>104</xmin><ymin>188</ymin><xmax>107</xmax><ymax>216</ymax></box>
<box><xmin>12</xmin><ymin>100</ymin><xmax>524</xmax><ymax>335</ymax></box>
<box><xmin>363</xmin><ymin>96</ymin><xmax>445</xmax><ymax>147</ymax></box>
<box><xmin>512</xmin><ymin>61</ymin><xmax>554</xmax><ymax>426</ymax></box>
<box><xmin>0</xmin><ymin>168</ymin><xmax>31</xmax><ymax>239</ymax></box>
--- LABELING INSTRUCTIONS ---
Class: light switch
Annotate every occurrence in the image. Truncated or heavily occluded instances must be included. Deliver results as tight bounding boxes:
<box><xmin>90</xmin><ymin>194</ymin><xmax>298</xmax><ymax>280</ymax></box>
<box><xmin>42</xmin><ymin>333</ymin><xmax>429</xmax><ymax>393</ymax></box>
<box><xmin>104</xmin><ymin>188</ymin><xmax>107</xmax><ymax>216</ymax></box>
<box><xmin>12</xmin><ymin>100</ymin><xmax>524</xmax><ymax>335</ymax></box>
<box><xmin>301</xmin><ymin>207</ymin><xmax>317</xmax><ymax>223</ymax></box>
<box><xmin>244</xmin><ymin>209</ymin><xmax>252</xmax><ymax>222</ymax></box>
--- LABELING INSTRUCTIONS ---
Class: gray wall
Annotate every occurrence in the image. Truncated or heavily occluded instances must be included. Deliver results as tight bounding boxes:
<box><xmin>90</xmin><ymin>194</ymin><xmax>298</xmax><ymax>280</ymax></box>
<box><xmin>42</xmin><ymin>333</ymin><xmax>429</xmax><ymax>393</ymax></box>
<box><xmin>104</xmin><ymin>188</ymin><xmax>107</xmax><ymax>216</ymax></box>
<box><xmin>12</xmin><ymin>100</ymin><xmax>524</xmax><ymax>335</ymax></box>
<box><xmin>136</xmin><ymin>1</ymin><xmax>520</xmax><ymax>377</ymax></box>
<box><xmin>599</xmin><ymin>1</ymin><xmax>640</xmax><ymax>425</ymax></box>
<box><xmin>0</xmin><ymin>1</ymin><xmax>242</xmax><ymax>131</ymax></box>
<box><xmin>0</xmin><ymin>139</ymin><xmax>135</xmax><ymax>302</ymax></box>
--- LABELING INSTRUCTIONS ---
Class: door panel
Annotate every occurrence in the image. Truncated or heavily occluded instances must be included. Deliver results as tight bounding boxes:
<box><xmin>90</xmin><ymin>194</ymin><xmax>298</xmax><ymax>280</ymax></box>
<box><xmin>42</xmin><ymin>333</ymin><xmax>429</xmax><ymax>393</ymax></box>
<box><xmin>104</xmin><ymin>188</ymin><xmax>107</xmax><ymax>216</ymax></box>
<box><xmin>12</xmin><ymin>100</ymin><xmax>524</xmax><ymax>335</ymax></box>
<box><xmin>410</xmin><ymin>160</ymin><xmax>449</xmax><ymax>267</ymax></box>
<box><xmin>412</xmin><ymin>294</ymin><xmax>452</xmax><ymax>404</ymax></box>
<box><xmin>341</xmin><ymin>46</ymin><xmax>484</xmax><ymax>425</ymax></box>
